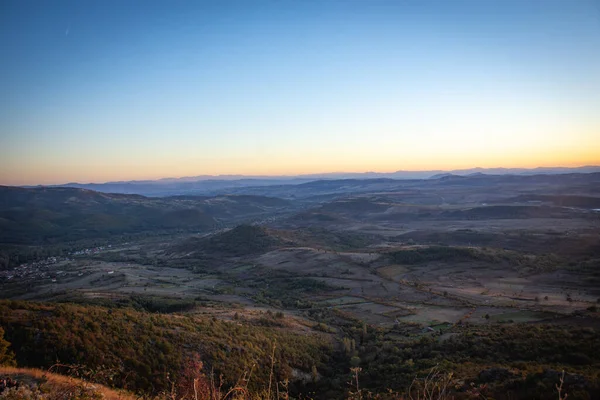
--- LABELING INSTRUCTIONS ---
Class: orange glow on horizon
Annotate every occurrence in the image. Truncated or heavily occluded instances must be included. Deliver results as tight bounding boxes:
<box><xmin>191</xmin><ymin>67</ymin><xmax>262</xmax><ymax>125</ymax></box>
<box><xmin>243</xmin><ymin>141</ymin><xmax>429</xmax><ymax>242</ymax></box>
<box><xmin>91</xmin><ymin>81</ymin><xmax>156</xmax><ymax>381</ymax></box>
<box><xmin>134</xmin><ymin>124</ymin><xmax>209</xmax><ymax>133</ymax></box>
<box><xmin>2</xmin><ymin>151</ymin><xmax>599</xmax><ymax>187</ymax></box>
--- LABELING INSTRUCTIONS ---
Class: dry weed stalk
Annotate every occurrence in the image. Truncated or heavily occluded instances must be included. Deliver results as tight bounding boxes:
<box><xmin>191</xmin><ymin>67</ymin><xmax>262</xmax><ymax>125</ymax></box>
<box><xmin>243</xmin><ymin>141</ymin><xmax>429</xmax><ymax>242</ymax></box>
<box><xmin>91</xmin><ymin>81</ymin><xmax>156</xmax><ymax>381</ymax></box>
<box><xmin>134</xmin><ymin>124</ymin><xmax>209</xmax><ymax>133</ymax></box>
<box><xmin>555</xmin><ymin>370</ymin><xmax>568</xmax><ymax>400</ymax></box>
<box><xmin>408</xmin><ymin>365</ymin><xmax>454</xmax><ymax>400</ymax></box>
<box><xmin>347</xmin><ymin>367</ymin><xmax>363</xmax><ymax>400</ymax></box>
<box><xmin>267</xmin><ymin>342</ymin><xmax>276</xmax><ymax>400</ymax></box>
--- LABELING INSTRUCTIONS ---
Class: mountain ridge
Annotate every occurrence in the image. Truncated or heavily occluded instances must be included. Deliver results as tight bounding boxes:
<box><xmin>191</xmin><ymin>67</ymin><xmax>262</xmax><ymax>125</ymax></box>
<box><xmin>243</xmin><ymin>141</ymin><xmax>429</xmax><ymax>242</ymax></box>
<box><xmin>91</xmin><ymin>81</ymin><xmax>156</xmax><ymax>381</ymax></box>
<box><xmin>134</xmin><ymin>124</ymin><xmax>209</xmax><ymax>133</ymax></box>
<box><xmin>16</xmin><ymin>166</ymin><xmax>600</xmax><ymax>197</ymax></box>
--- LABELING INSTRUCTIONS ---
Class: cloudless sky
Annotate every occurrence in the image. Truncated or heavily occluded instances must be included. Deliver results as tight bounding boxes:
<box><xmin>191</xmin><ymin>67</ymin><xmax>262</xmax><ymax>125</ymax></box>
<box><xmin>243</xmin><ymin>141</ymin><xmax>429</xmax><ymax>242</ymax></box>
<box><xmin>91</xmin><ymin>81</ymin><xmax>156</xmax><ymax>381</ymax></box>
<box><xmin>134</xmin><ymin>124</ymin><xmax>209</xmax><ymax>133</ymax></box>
<box><xmin>1</xmin><ymin>0</ymin><xmax>599</xmax><ymax>185</ymax></box>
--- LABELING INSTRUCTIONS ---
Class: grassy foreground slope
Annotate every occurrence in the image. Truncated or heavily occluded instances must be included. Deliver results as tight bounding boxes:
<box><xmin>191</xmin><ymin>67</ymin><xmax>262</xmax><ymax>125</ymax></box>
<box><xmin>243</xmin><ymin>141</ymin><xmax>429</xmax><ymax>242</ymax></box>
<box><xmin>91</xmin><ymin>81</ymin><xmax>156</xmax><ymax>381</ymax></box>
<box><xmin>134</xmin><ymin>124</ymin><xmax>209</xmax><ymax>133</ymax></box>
<box><xmin>2</xmin><ymin>300</ymin><xmax>600</xmax><ymax>399</ymax></box>
<box><xmin>0</xmin><ymin>366</ymin><xmax>135</xmax><ymax>400</ymax></box>
<box><xmin>0</xmin><ymin>300</ymin><xmax>330</xmax><ymax>395</ymax></box>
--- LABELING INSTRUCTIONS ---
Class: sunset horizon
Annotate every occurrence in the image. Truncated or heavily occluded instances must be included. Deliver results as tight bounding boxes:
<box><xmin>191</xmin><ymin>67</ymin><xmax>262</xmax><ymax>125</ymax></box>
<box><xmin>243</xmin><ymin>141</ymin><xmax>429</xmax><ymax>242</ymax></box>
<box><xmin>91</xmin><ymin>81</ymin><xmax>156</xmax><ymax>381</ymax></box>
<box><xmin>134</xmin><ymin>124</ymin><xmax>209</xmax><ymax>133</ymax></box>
<box><xmin>2</xmin><ymin>0</ymin><xmax>600</xmax><ymax>186</ymax></box>
<box><xmin>3</xmin><ymin>161</ymin><xmax>600</xmax><ymax>187</ymax></box>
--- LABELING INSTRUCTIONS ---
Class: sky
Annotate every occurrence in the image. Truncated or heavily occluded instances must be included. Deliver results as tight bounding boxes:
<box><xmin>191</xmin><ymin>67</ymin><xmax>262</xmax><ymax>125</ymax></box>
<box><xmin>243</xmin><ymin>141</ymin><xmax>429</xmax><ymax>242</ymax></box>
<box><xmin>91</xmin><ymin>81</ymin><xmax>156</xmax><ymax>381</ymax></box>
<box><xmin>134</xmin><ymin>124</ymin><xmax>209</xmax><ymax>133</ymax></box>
<box><xmin>1</xmin><ymin>0</ymin><xmax>599</xmax><ymax>185</ymax></box>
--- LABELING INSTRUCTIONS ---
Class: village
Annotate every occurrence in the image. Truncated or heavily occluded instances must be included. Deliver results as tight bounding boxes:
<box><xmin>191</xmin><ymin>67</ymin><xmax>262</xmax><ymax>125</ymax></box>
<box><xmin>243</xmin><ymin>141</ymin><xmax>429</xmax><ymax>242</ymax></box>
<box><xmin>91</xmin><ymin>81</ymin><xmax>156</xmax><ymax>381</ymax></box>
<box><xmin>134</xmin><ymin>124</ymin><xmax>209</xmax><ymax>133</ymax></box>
<box><xmin>0</xmin><ymin>245</ymin><xmax>113</xmax><ymax>284</ymax></box>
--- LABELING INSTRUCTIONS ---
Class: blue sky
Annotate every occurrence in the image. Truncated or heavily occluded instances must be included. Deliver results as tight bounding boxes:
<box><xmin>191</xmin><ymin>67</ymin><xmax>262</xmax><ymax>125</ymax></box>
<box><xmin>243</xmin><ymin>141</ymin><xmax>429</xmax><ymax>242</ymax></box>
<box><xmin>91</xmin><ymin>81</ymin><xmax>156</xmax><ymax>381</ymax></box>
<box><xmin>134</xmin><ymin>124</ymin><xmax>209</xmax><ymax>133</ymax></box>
<box><xmin>1</xmin><ymin>0</ymin><xmax>599</xmax><ymax>184</ymax></box>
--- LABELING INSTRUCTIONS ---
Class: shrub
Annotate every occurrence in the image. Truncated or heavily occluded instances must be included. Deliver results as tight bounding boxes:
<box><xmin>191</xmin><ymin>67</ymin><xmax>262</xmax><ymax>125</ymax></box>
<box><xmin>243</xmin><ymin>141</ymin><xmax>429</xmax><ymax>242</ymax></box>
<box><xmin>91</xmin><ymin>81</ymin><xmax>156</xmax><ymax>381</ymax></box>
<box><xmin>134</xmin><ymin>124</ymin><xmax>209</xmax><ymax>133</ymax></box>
<box><xmin>0</xmin><ymin>327</ymin><xmax>16</xmax><ymax>367</ymax></box>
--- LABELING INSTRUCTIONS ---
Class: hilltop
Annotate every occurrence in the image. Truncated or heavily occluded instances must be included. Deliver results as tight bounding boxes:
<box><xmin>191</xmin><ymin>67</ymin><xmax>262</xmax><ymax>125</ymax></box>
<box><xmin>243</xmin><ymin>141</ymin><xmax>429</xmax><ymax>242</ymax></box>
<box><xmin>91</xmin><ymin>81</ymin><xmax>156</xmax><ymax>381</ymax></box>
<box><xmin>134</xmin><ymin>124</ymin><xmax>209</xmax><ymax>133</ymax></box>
<box><xmin>0</xmin><ymin>186</ymin><xmax>293</xmax><ymax>245</ymax></box>
<box><xmin>176</xmin><ymin>225</ymin><xmax>283</xmax><ymax>257</ymax></box>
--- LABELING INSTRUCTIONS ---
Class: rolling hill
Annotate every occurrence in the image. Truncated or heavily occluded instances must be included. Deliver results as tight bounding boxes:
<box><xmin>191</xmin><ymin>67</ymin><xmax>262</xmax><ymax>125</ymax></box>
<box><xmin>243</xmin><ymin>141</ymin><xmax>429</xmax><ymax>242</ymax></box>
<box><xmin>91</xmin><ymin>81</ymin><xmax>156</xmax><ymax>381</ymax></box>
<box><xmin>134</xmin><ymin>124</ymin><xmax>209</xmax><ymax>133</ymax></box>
<box><xmin>0</xmin><ymin>186</ymin><xmax>293</xmax><ymax>245</ymax></box>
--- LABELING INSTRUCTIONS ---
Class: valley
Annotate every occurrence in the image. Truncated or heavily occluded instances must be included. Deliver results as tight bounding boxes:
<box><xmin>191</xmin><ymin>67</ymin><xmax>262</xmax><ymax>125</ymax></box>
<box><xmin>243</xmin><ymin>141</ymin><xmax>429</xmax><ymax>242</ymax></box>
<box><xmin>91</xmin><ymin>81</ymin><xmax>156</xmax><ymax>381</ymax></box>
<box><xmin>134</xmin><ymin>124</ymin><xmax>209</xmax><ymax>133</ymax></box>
<box><xmin>1</xmin><ymin>173</ymin><xmax>599</xmax><ymax>399</ymax></box>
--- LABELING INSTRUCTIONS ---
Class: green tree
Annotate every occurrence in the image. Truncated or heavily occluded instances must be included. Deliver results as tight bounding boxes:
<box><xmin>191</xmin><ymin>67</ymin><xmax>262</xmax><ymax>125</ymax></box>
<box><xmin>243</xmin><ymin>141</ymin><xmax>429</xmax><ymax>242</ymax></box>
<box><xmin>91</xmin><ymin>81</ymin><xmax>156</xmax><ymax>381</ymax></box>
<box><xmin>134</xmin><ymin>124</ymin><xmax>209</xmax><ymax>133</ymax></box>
<box><xmin>0</xmin><ymin>326</ymin><xmax>16</xmax><ymax>366</ymax></box>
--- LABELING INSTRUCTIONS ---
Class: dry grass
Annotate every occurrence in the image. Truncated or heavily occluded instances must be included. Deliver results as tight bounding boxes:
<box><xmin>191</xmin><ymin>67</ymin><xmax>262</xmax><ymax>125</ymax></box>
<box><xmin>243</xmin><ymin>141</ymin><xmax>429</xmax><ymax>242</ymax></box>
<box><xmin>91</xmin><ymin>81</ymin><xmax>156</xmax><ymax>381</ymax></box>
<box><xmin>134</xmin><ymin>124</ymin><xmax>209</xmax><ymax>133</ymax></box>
<box><xmin>0</xmin><ymin>365</ymin><xmax>571</xmax><ymax>400</ymax></box>
<box><xmin>0</xmin><ymin>366</ymin><xmax>135</xmax><ymax>400</ymax></box>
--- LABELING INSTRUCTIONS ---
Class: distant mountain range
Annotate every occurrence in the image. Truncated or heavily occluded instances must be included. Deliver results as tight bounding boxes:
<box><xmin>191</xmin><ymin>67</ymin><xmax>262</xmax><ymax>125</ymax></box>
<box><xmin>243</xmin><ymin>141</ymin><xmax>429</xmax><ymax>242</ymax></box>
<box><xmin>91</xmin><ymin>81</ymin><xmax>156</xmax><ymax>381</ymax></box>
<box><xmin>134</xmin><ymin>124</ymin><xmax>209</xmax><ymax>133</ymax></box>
<box><xmin>3</xmin><ymin>171</ymin><xmax>600</xmax><ymax>250</ymax></box>
<box><xmin>22</xmin><ymin>166</ymin><xmax>600</xmax><ymax>197</ymax></box>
